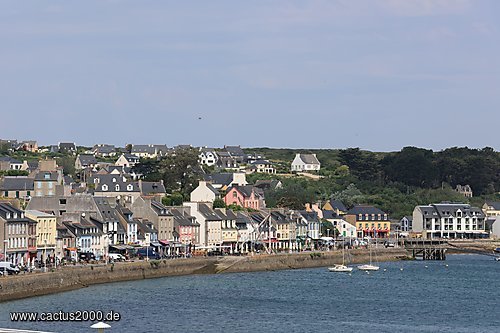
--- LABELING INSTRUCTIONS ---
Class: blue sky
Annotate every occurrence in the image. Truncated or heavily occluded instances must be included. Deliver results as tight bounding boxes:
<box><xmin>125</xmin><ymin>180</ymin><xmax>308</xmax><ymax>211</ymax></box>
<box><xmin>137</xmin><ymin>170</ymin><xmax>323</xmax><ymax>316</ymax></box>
<box><xmin>0</xmin><ymin>0</ymin><xmax>499</xmax><ymax>151</ymax></box>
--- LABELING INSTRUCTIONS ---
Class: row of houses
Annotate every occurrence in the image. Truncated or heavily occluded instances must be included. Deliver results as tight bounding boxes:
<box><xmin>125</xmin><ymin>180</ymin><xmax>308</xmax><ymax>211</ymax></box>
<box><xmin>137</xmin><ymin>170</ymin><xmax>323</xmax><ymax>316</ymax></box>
<box><xmin>0</xmin><ymin>195</ymin><xmax>327</xmax><ymax>264</ymax></box>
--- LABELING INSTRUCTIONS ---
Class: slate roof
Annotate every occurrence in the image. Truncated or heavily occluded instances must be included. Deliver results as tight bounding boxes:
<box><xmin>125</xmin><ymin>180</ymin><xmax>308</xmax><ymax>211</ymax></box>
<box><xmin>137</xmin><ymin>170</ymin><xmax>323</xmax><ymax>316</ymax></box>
<box><xmin>250</xmin><ymin>159</ymin><xmax>273</xmax><ymax>165</ymax></box>
<box><xmin>328</xmin><ymin>199</ymin><xmax>347</xmax><ymax>212</ymax></box>
<box><xmin>0</xmin><ymin>176</ymin><xmax>34</xmax><ymax>191</ymax></box>
<box><xmin>198</xmin><ymin>203</ymin><xmax>223</xmax><ymax>221</ymax></box>
<box><xmin>132</xmin><ymin>144</ymin><xmax>168</xmax><ymax>155</ymax></box>
<box><xmin>93</xmin><ymin>144</ymin><xmax>116</xmax><ymax>154</ymax></box>
<box><xmin>136</xmin><ymin>219</ymin><xmax>157</xmax><ymax>234</ymax></box>
<box><xmin>224</xmin><ymin>145</ymin><xmax>245</xmax><ymax>157</ymax></box>
<box><xmin>91</xmin><ymin>174</ymin><xmax>140</xmax><ymax>192</ymax></box>
<box><xmin>298</xmin><ymin>154</ymin><xmax>320</xmax><ymax>165</ymax></box>
<box><xmin>229</xmin><ymin>185</ymin><xmax>264</xmax><ymax>199</ymax></box>
<box><xmin>34</xmin><ymin>171</ymin><xmax>59</xmax><ymax>181</ymax></box>
<box><xmin>77</xmin><ymin>154</ymin><xmax>97</xmax><ymax>167</ymax></box>
<box><xmin>322</xmin><ymin>210</ymin><xmax>340</xmax><ymax>220</ymax></box>
<box><xmin>151</xmin><ymin>201</ymin><xmax>172</xmax><ymax>216</ymax></box>
<box><xmin>347</xmin><ymin>205</ymin><xmax>386</xmax><ymax>216</ymax></box>
<box><xmin>235</xmin><ymin>211</ymin><xmax>251</xmax><ymax>229</ymax></box>
<box><xmin>254</xmin><ymin>180</ymin><xmax>281</xmax><ymax>191</ymax></box>
<box><xmin>140</xmin><ymin>181</ymin><xmax>166</xmax><ymax>195</ymax></box>
<box><xmin>0</xmin><ymin>156</ymin><xmax>21</xmax><ymax>164</ymax></box>
<box><xmin>431</xmin><ymin>203</ymin><xmax>484</xmax><ymax>218</ymax></box>
<box><xmin>0</xmin><ymin>202</ymin><xmax>25</xmax><ymax>218</ymax></box>
<box><xmin>204</xmin><ymin>173</ymin><xmax>233</xmax><ymax>186</ymax></box>
<box><xmin>59</xmin><ymin>142</ymin><xmax>76</xmax><ymax>151</ymax></box>
<box><xmin>171</xmin><ymin>208</ymin><xmax>199</xmax><ymax>227</ymax></box>
<box><xmin>298</xmin><ymin>210</ymin><xmax>320</xmax><ymax>222</ymax></box>
<box><xmin>122</xmin><ymin>153</ymin><xmax>140</xmax><ymax>162</ymax></box>
<box><xmin>486</xmin><ymin>201</ymin><xmax>500</xmax><ymax>210</ymax></box>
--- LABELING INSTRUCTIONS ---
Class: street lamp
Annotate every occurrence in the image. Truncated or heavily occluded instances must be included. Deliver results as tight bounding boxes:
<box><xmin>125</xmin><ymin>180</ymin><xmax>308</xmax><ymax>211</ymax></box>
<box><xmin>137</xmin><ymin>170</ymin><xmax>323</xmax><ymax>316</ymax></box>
<box><xmin>44</xmin><ymin>239</ymin><xmax>47</xmax><ymax>271</ymax></box>
<box><xmin>3</xmin><ymin>240</ymin><xmax>8</xmax><ymax>262</ymax></box>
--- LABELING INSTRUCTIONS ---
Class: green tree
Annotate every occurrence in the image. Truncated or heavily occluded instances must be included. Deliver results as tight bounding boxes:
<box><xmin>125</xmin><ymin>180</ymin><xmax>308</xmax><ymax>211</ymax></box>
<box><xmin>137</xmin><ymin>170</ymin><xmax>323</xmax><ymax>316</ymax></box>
<box><xmin>213</xmin><ymin>198</ymin><xmax>226</xmax><ymax>208</ymax></box>
<box><xmin>158</xmin><ymin>148</ymin><xmax>203</xmax><ymax>197</ymax></box>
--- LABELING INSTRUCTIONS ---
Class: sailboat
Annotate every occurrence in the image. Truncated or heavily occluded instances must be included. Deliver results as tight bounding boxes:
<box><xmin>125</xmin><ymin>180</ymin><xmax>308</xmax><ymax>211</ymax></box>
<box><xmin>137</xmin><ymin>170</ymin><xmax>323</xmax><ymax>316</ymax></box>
<box><xmin>328</xmin><ymin>239</ymin><xmax>353</xmax><ymax>272</ymax></box>
<box><xmin>358</xmin><ymin>239</ymin><xmax>379</xmax><ymax>271</ymax></box>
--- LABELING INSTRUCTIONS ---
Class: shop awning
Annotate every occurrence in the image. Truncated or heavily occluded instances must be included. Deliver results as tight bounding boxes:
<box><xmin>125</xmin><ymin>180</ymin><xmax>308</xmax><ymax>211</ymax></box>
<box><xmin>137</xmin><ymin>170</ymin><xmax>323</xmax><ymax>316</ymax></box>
<box><xmin>110</xmin><ymin>245</ymin><xmax>135</xmax><ymax>250</ymax></box>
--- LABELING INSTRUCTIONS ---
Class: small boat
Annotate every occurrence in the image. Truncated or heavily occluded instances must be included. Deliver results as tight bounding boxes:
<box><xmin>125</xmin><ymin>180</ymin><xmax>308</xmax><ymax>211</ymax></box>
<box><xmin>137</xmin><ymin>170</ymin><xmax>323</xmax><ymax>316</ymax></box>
<box><xmin>495</xmin><ymin>257</ymin><xmax>500</xmax><ymax>262</ymax></box>
<box><xmin>328</xmin><ymin>238</ymin><xmax>353</xmax><ymax>273</ymax></box>
<box><xmin>495</xmin><ymin>248</ymin><xmax>500</xmax><ymax>253</ymax></box>
<box><xmin>358</xmin><ymin>264</ymin><xmax>380</xmax><ymax>271</ymax></box>
<box><xmin>358</xmin><ymin>240</ymin><xmax>380</xmax><ymax>271</ymax></box>
<box><xmin>328</xmin><ymin>264</ymin><xmax>353</xmax><ymax>272</ymax></box>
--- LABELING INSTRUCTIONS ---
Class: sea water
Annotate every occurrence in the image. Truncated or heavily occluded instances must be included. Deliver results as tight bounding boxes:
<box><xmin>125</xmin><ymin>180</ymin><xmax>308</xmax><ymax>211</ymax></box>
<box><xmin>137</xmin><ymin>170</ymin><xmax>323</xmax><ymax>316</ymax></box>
<box><xmin>0</xmin><ymin>254</ymin><xmax>498</xmax><ymax>333</ymax></box>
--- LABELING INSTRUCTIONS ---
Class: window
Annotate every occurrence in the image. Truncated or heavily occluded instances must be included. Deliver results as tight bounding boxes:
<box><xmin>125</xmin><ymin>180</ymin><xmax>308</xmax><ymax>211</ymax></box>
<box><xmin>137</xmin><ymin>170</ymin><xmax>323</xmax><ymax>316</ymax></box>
<box><xmin>115</xmin><ymin>184</ymin><xmax>120</xmax><ymax>191</ymax></box>
<box><xmin>102</xmin><ymin>184</ymin><xmax>108</xmax><ymax>191</ymax></box>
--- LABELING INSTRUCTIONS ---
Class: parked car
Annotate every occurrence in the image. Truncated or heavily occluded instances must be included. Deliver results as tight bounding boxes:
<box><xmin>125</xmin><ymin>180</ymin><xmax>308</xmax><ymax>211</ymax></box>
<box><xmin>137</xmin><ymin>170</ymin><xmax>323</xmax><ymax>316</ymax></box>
<box><xmin>137</xmin><ymin>247</ymin><xmax>160</xmax><ymax>260</ymax></box>
<box><xmin>207</xmin><ymin>250</ymin><xmax>223</xmax><ymax>257</ymax></box>
<box><xmin>108</xmin><ymin>253</ymin><xmax>126</xmax><ymax>262</ymax></box>
<box><xmin>384</xmin><ymin>241</ymin><xmax>396</xmax><ymax>248</ymax></box>
<box><xmin>79</xmin><ymin>252</ymin><xmax>96</xmax><ymax>262</ymax></box>
<box><xmin>0</xmin><ymin>261</ymin><xmax>20</xmax><ymax>275</ymax></box>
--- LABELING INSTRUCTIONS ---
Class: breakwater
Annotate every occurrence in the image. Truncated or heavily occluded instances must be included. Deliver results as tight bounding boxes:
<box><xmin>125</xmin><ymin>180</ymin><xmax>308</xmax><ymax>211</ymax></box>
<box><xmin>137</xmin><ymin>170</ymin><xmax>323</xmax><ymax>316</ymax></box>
<box><xmin>0</xmin><ymin>248</ymin><xmax>407</xmax><ymax>302</ymax></box>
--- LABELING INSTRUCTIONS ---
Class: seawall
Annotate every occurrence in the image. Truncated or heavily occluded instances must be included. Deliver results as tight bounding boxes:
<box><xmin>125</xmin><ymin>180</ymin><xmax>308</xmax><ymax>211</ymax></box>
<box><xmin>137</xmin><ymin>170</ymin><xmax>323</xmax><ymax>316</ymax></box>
<box><xmin>0</xmin><ymin>248</ymin><xmax>408</xmax><ymax>303</ymax></box>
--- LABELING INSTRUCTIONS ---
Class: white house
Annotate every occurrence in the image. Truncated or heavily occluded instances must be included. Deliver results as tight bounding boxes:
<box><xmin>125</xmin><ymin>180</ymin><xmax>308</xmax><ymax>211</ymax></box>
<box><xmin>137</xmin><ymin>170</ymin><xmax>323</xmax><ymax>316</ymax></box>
<box><xmin>115</xmin><ymin>154</ymin><xmax>140</xmax><ymax>168</ymax></box>
<box><xmin>412</xmin><ymin>203</ymin><xmax>487</xmax><ymax>239</ymax></box>
<box><xmin>291</xmin><ymin>154</ymin><xmax>321</xmax><ymax>172</ymax></box>
<box><xmin>190</xmin><ymin>181</ymin><xmax>220</xmax><ymax>203</ymax></box>
<box><xmin>199</xmin><ymin>148</ymin><xmax>218</xmax><ymax>166</ymax></box>
<box><xmin>490</xmin><ymin>217</ymin><xmax>500</xmax><ymax>239</ymax></box>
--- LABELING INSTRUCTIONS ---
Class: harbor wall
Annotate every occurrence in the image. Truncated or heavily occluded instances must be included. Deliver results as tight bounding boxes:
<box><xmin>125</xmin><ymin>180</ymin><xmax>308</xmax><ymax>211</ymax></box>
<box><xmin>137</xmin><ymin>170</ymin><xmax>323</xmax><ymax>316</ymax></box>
<box><xmin>0</xmin><ymin>248</ymin><xmax>407</xmax><ymax>302</ymax></box>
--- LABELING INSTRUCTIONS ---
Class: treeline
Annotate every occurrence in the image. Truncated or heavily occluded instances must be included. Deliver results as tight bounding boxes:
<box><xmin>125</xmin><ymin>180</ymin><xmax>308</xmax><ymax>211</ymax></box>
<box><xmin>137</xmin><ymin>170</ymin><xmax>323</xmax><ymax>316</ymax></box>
<box><xmin>339</xmin><ymin>146</ymin><xmax>499</xmax><ymax>195</ymax></box>
<box><xmin>247</xmin><ymin>146</ymin><xmax>500</xmax><ymax>218</ymax></box>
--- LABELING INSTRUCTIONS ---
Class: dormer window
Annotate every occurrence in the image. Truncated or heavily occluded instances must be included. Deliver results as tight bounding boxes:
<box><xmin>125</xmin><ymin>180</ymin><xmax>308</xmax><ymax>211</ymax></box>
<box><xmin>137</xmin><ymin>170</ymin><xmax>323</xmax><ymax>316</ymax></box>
<box><xmin>127</xmin><ymin>184</ymin><xmax>133</xmax><ymax>191</ymax></box>
<box><xmin>115</xmin><ymin>184</ymin><xmax>120</xmax><ymax>191</ymax></box>
<box><xmin>102</xmin><ymin>184</ymin><xmax>108</xmax><ymax>191</ymax></box>
<box><xmin>44</xmin><ymin>173</ymin><xmax>50</xmax><ymax>180</ymax></box>
<box><xmin>112</xmin><ymin>178</ymin><xmax>116</xmax><ymax>183</ymax></box>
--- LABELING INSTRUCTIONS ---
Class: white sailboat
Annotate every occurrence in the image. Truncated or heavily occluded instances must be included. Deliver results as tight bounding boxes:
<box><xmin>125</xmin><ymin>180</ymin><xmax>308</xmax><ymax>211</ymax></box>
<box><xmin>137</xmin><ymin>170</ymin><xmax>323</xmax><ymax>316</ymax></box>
<box><xmin>358</xmin><ymin>240</ymin><xmax>379</xmax><ymax>271</ymax></box>
<box><xmin>329</xmin><ymin>239</ymin><xmax>353</xmax><ymax>272</ymax></box>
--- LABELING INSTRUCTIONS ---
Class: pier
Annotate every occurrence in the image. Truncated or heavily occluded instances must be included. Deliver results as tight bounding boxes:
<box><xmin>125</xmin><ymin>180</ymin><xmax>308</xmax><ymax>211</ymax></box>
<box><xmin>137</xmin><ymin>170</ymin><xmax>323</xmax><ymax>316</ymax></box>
<box><xmin>403</xmin><ymin>239</ymin><xmax>448</xmax><ymax>260</ymax></box>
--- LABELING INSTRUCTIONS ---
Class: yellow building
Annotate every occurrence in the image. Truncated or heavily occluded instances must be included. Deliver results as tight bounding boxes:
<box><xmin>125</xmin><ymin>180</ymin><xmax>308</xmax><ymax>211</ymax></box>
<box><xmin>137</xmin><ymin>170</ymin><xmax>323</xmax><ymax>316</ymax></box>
<box><xmin>483</xmin><ymin>201</ymin><xmax>500</xmax><ymax>217</ymax></box>
<box><xmin>344</xmin><ymin>205</ymin><xmax>390</xmax><ymax>239</ymax></box>
<box><xmin>25</xmin><ymin>210</ymin><xmax>57</xmax><ymax>256</ymax></box>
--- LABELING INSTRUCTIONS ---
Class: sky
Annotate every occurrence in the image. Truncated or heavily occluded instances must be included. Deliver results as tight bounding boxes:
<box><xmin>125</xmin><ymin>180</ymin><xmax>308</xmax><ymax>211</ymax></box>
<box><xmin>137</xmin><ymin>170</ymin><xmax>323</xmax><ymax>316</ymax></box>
<box><xmin>0</xmin><ymin>0</ymin><xmax>499</xmax><ymax>151</ymax></box>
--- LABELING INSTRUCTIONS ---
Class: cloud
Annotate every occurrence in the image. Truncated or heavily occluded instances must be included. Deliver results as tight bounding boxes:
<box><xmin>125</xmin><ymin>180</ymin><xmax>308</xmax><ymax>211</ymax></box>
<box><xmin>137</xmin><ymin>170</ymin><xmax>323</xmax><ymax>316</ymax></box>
<box><xmin>376</xmin><ymin>0</ymin><xmax>472</xmax><ymax>16</ymax></box>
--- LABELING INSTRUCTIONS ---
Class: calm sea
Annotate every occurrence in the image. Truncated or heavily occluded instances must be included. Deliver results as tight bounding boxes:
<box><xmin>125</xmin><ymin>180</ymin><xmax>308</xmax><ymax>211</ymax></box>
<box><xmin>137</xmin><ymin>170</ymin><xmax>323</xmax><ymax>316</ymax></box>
<box><xmin>0</xmin><ymin>254</ymin><xmax>499</xmax><ymax>333</ymax></box>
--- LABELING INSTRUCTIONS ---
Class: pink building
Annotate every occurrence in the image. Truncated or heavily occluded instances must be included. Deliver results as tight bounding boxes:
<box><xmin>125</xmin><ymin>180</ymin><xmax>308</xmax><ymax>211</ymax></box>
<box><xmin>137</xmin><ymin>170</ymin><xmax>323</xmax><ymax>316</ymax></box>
<box><xmin>223</xmin><ymin>186</ymin><xmax>265</xmax><ymax>210</ymax></box>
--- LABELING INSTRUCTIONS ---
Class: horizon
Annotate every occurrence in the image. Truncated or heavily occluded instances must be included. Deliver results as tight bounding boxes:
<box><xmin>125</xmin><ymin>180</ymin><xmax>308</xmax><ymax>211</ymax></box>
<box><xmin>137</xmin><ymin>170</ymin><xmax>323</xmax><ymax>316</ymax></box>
<box><xmin>2</xmin><ymin>138</ymin><xmax>499</xmax><ymax>153</ymax></box>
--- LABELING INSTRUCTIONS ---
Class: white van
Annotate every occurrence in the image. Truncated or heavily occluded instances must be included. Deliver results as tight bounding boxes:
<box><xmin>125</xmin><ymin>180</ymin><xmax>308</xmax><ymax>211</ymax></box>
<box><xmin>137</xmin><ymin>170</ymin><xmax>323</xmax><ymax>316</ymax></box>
<box><xmin>0</xmin><ymin>261</ymin><xmax>20</xmax><ymax>275</ymax></box>
<box><xmin>108</xmin><ymin>253</ymin><xmax>125</xmax><ymax>262</ymax></box>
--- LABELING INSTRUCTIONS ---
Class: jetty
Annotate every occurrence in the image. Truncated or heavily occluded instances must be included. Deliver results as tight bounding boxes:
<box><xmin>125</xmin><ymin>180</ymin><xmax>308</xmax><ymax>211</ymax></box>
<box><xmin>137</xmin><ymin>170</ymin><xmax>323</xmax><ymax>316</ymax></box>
<box><xmin>403</xmin><ymin>239</ymin><xmax>448</xmax><ymax>260</ymax></box>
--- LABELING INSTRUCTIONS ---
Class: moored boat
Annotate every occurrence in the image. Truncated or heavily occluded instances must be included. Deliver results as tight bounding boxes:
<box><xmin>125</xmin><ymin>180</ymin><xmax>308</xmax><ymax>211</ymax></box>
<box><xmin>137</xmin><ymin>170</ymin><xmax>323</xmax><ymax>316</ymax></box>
<box><xmin>328</xmin><ymin>264</ymin><xmax>353</xmax><ymax>272</ymax></box>
<box><xmin>358</xmin><ymin>264</ymin><xmax>380</xmax><ymax>271</ymax></box>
